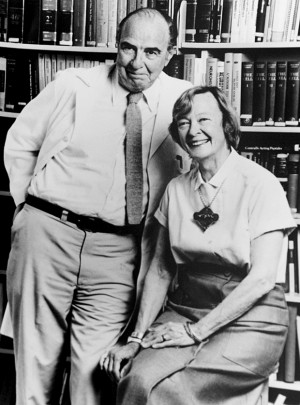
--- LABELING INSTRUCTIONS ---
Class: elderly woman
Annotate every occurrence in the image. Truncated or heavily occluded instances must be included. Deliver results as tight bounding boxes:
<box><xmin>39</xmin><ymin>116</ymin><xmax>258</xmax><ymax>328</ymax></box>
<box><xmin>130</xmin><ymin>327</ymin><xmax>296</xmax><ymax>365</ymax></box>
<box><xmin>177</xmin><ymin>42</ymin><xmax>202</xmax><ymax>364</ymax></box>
<box><xmin>101</xmin><ymin>86</ymin><xmax>296</xmax><ymax>404</ymax></box>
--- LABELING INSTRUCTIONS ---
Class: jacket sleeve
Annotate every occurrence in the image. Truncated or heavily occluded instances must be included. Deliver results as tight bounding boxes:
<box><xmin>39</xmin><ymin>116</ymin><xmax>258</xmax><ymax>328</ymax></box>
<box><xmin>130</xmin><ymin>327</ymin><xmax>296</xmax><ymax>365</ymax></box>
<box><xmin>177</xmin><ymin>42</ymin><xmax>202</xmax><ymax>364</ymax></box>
<box><xmin>4</xmin><ymin>77</ymin><xmax>58</xmax><ymax>206</ymax></box>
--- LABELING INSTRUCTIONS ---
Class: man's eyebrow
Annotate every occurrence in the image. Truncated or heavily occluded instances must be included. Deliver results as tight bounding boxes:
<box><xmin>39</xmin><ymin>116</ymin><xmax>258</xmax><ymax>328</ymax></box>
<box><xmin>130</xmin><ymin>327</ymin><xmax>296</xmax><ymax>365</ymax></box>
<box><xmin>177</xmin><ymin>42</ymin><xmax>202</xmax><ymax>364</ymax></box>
<box><xmin>120</xmin><ymin>41</ymin><xmax>136</xmax><ymax>48</ymax></box>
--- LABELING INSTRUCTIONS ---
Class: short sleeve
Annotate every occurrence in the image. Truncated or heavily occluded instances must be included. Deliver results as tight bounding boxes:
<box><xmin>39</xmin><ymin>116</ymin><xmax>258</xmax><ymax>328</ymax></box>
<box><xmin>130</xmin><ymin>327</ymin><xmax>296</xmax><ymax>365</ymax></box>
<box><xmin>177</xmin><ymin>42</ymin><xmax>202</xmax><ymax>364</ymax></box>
<box><xmin>154</xmin><ymin>182</ymin><xmax>172</xmax><ymax>229</ymax></box>
<box><xmin>248</xmin><ymin>171</ymin><xmax>296</xmax><ymax>240</ymax></box>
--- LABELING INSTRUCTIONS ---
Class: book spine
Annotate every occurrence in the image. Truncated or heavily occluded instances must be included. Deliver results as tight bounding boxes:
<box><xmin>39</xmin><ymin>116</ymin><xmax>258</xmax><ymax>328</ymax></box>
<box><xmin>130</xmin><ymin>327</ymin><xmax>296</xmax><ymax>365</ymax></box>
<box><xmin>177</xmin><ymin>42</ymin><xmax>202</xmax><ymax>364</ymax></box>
<box><xmin>271</xmin><ymin>1</ymin><xmax>288</xmax><ymax>42</ymax></box>
<box><xmin>274</xmin><ymin>61</ymin><xmax>288</xmax><ymax>127</ymax></box>
<box><xmin>291</xmin><ymin>0</ymin><xmax>300</xmax><ymax>41</ymax></box>
<box><xmin>127</xmin><ymin>0</ymin><xmax>136</xmax><ymax>13</ymax></box>
<box><xmin>185</xmin><ymin>0</ymin><xmax>197</xmax><ymax>42</ymax></box>
<box><xmin>183</xmin><ymin>53</ymin><xmax>195</xmax><ymax>83</ymax></box>
<box><xmin>41</xmin><ymin>0</ymin><xmax>58</xmax><ymax>44</ymax></box>
<box><xmin>107</xmin><ymin>0</ymin><xmax>118</xmax><ymax>48</ymax></box>
<box><xmin>85</xmin><ymin>0</ymin><xmax>96</xmax><ymax>46</ymax></box>
<box><xmin>284</xmin><ymin>303</ymin><xmax>298</xmax><ymax>382</ymax></box>
<box><xmin>4</xmin><ymin>55</ymin><xmax>17</xmax><ymax>111</ymax></box>
<box><xmin>232</xmin><ymin>53</ymin><xmax>246</xmax><ymax>118</ymax></box>
<box><xmin>117</xmin><ymin>0</ymin><xmax>127</xmax><ymax>26</ymax></box>
<box><xmin>0</xmin><ymin>56</ymin><xmax>6</xmax><ymax>111</ymax></box>
<box><xmin>195</xmin><ymin>0</ymin><xmax>212</xmax><ymax>43</ymax></box>
<box><xmin>230</xmin><ymin>0</ymin><xmax>241</xmax><ymax>42</ymax></box>
<box><xmin>240</xmin><ymin>61</ymin><xmax>254</xmax><ymax>126</ymax></box>
<box><xmin>23</xmin><ymin>0</ymin><xmax>41</xmax><ymax>43</ymax></box>
<box><xmin>155</xmin><ymin>0</ymin><xmax>169</xmax><ymax>16</ymax></box>
<box><xmin>216</xmin><ymin>60</ymin><xmax>224</xmax><ymax>91</ymax></box>
<box><xmin>38</xmin><ymin>53</ymin><xmax>45</xmax><ymax>92</ymax></box>
<box><xmin>252</xmin><ymin>60</ymin><xmax>267</xmax><ymax>126</ymax></box>
<box><xmin>265</xmin><ymin>60</ymin><xmax>276</xmax><ymax>126</ymax></box>
<box><xmin>148</xmin><ymin>0</ymin><xmax>156</xmax><ymax>7</ymax></box>
<box><xmin>206</xmin><ymin>57</ymin><xmax>218</xmax><ymax>86</ymax></box>
<box><xmin>220</xmin><ymin>0</ymin><xmax>233</xmax><ymax>42</ymax></box>
<box><xmin>136</xmin><ymin>0</ymin><xmax>147</xmax><ymax>7</ymax></box>
<box><xmin>73</xmin><ymin>0</ymin><xmax>86</xmax><ymax>46</ymax></box>
<box><xmin>96</xmin><ymin>0</ymin><xmax>108</xmax><ymax>47</ymax></box>
<box><xmin>245</xmin><ymin>0</ymin><xmax>258</xmax><ymax>43</ymax></box>
<box><xmin>7</xmin><ymin>0</ymin><xmax>24</xmax><ymax>43</ymax></box>
<box><xmin>255</xmin><ymin>0</ymin><xmax>267</xmax><ymax>42</ymax></box>
<box><xmin>0</xmin><ymin>0</ymin><xmax>8</xmax><ymax>41</ymax></box>
<box><xmin>56</xmin><ymin>53</ymin><xmax>66</xmax><ymax>72</ymax></box>
<box><xmin>223</xmin><ymin>52</ymin><xmax>233</xmax><ymax>103</ymax></box>
<box><xmin>287</xmin><ymin>153</ymin><xmax>300</xmax><ymax>212</ymax></box>
<box><xmin>16</xmin><ymin>55</ymin><xmax>31</xmax><ymax>111</ymax></box>
<box><xmin>58</xmin><ymin>0</ymin><xmax>74</xmax><ymax>46</ymax></box>
<box><xmin>164</xmin><ymin>54</ymin><xmax>184</xmax><ymax>79</ymax></box>
<box><xmin>285</xmin><ymin>60</ymin><xmax>300</xmax><ymax>126</ymax></box>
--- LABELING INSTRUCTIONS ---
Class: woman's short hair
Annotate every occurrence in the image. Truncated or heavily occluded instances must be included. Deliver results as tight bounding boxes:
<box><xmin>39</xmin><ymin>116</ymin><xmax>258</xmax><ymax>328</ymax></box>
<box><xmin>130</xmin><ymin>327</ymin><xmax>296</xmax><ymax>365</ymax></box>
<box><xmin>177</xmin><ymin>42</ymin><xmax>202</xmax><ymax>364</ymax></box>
<box><xmin>116</xmin><ymin>8</ymin><xmax>177</xmax><ymax>50</ymax></box>
<box><xmin>169</xmin><ymin>86</ymin><xmax>240</xmax><ymax>150</ymax></box>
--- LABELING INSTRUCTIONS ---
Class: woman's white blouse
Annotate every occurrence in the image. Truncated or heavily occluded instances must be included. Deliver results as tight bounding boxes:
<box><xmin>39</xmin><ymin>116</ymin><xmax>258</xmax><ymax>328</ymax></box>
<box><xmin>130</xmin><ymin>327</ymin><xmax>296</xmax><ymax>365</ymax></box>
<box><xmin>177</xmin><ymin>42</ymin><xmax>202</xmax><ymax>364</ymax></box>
<box><xmin>155</xmin><ymin>149</ymin><xmax>296</xmax><ymax>279</ymax></box>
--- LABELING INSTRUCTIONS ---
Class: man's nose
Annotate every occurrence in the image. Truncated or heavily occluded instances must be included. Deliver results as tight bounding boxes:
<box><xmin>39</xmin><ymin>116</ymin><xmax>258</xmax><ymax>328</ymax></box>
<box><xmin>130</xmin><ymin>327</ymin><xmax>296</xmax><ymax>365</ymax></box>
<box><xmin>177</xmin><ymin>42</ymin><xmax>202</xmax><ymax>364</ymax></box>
<box><xmin>130</xmin><ymin>51</ymin><xmax>144</xmax><ymax>69</ymax></box>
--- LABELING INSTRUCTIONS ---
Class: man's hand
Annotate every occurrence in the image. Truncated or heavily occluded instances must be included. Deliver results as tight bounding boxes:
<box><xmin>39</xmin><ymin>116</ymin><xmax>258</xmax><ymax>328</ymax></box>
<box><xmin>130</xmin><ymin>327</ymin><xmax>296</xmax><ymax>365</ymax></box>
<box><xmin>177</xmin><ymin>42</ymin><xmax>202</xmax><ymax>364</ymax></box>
<box><xmin>100</xmin><ymin>342</ymin><xmax>140</xmax><ymax>383</ymax></box>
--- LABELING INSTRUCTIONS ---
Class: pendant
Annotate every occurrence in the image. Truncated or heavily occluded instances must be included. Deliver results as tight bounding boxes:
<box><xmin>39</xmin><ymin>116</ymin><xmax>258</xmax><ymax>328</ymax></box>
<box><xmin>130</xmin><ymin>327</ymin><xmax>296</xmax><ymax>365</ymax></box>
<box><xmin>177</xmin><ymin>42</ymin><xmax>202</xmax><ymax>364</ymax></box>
<box><xmin>193</xmin><ymin>206</ymin><xmax>219</xmax><ymax>231</ymax></box>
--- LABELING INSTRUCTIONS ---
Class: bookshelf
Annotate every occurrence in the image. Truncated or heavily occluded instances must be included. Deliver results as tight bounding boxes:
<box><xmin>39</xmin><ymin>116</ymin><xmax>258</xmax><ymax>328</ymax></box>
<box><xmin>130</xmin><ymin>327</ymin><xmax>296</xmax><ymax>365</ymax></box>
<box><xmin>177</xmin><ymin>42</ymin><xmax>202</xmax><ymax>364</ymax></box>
<box><xmin>178</xmin><ymin>35</ymin><xmax>300</xmax><ymax>404</ymax></box>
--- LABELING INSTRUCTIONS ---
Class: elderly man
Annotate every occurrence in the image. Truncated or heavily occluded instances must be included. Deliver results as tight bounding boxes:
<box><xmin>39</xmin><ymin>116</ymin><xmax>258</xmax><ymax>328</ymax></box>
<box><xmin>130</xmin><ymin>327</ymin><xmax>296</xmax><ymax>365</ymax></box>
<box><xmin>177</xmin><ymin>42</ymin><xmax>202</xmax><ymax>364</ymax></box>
<box><xmin>4</xmin><ymin>7</ymin><xmax>191</xmax><ymax>405</ymax></box>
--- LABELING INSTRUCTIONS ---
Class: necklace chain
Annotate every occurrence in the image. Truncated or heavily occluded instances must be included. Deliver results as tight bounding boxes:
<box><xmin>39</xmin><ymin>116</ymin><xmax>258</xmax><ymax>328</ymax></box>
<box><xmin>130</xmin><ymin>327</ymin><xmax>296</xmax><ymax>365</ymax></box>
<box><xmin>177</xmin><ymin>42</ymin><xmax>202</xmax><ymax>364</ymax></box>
<box><xmin>198</xmin><ymin>179</ymin><xmax>225</xmax><ymax>208</ymax></box>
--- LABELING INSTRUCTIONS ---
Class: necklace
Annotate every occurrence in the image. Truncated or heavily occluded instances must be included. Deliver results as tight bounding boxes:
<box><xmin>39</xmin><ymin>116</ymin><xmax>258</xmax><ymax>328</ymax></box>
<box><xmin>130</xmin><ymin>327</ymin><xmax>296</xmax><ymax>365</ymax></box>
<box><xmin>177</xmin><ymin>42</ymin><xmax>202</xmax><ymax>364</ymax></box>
<box><xmin>193</xmin><ymin>181</ymin><xmax>224</xmax><ymax>232</ymax></box>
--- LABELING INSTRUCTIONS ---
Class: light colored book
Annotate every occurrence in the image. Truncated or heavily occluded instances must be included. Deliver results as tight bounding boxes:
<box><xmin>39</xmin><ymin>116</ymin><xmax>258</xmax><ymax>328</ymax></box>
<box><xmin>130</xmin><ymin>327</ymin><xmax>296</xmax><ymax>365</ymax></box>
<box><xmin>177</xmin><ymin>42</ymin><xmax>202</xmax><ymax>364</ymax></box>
<box><xmin>117</xmin><ymin>0</ymin><xmax>127</xmax><ymax>26</ymax></box>
<box><xmin>271</xmin><ymin>0</ymin><xmax>290</xmax><ymax>42</ymax></box>
<box><xmin>183</xmin><ymin>53</ymin><xmax>195</xmax><ymax>83</ymax></box>
<box><xmin>246</xmin><ymin>0</ymin><xmax>258</xmax><ymax>42</ymax></box>
<box><xmin>224</xmin><ymin>52</ymin><xmax>234</xmax><ymax>103</ymax></box>
<box><xmin>291</xmin><ymin>0</ymin><xmax>300</xmax><ymax>41</ymax></box>
<box><xmin>206</xmin><ymin>57</ymin><xmax>218</xmax><ymax>86</ymax></box>
<box><xmin>51</xmin><ymin>54</ymin><xmax>57</xmax><ymax>81</ymax></box>
<box><xmin>38</xmin><ymin>53</ymin><xmax>46</xmax><ymax>92</ymax></box>
<box><xmin>0</xmin><ymin>56</ymin><xmax>6</xmax><ymax>111</ymax></box>
<box><xmin>56</xmin><ymin>53</ymin><xmax>66</xmax><ymax>72</ymax></box>
<box><xmin>230</xmin><ymin>0</ymin><xmax>241</xmax><ymax>42</ymax></box>
<box><xmin>217</xmin><ymin>60</ymin><xmax>225</xmax><ymax>91</ymax></box>
<box><xmin>283</xmin><ymin>0</ymin><xmax>297</xmax><ymax>42</ymax></box>
<box><xmin>96</xmin><ymin>0</ymin><xmax>109</xmax><ymax>47</ymax></box>
<box><xmin>108</xmin><ymin>0</ymin><xmax>118</xmax><ymax>48</ymax></box>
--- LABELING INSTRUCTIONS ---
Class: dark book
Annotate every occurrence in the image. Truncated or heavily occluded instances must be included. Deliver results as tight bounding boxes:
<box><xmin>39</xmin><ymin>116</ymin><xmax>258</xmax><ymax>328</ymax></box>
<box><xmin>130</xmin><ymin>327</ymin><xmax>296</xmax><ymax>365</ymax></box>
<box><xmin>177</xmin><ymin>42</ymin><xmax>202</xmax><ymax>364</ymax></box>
<box><xmin>4</xmin><ymin>55</ymin><xmax>17</xmax><ymax>112</ymax></box>
<box><xmin>73</xmin><ymin>0</ymin><xmax>86</xmax><ymax>46</ymax></box>
<box><xmin>265</xmin><ymin>61</ymin><xmax>276</xmax><ymax>126</ymax></box>
<box><xmin>155</xmin><ymin>0</ymin><xmax>169</xmax><ymax>16</ymax></box>
<box><xmin>209</xmin><ymin>0</ymin><xmax>223</xmax><ymax>43</ymax></box>
<box><xmin>0</xmin><ymin>353</ymin><xmax>16</xmax><ymax>405</ymax></box>
<box><xmin>287</xmin><ymin>153</ymin><xmax>300</xmax><ymax>213</ymax></box>
<box><xmin>23</xmin><ymin>0</ymin><xmax>41</xmax><ymax>43</ymax></box>
<box><xmin>284</xmin><ymin>304</ymin><xmax>298</xmax><ymax>382</ymax></box>
<box><xmin>15</xmin><ymin>55</ymin><xmax>31</xmax><ymax>112</ymax></box>
<box><xmin>7</xmin><ymin>0</ymin><xmax>24</xmax><ymax>43</ymax></box>
<box><xmin>57</xmin><ymin>0</ymin><xmax>74</xmax><ymax>46</ymax></box>
<box><xmin>185</xmin><ymin>0</ymin><xmax>197</xmax><ymax>42</ymax></box>
<box><xmin>275</xmin><ymin>152</ymin><xmax>288</xmax><ymax>194</ymax></box>
<box><xmin>148</xmin><ymin>0</ymin><xmax>156</xmax><ymax>7</ymax></box>
<box><xmin>41</xmin><ymin>0</ymin><xmax>58</xmax><ymax>44</ymax></box>
<box><xmin>240</xmin><ymin>61</ymin><xmax>254</xmax><ymax>126</ymax></box>
<box><xmin>220</xmin><ymin>0</ymin><xmax>233</xmax><ymax>43</ymax></box>
<box><xmin>274</xmin><ymin>61</ymin><xmax>287</xmax><ymax>127</ymax></box>
<box><xmin>252</xmin><ymin>61</ymin><xmax>267</xmax><ymax>126</ymax></box>
<box><xmin>0</xmin><ymin>56</ymin><xmax>6</xmax><ymax>112</ymax></box>
<box><xmin>164</xmin><ymin>54</ymin><xmax>184</xmax><ymax>79</ymax></box>
<box><xmin>255</xmin><ymin>0</ymin><xmax>268</xmax><ymax>42</ymax></box>
<box><xmin>85</xmin><ymin>0</ymin><xmax>96</xmax><ymax>46</ymax></box>
<box><xmin>195</xmin><ymin>0</ymin><xmax>213</xmax><ymax>43</ymax></box>
<box><xmin>0</xmin><ymin>0</ymin><xmax>8</xmax><ymax>41</ymax></box>
<box><xmin>285</xmin><ymin>61</ymin><xmax>300</xmax><ymax>126</ymax></box>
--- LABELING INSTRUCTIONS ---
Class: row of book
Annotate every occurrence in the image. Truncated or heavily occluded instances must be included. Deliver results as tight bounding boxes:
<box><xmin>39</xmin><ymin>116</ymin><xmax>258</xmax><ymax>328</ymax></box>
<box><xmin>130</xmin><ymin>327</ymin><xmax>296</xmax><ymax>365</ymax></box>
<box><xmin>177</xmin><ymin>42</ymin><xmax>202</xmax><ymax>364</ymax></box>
<box><xmin>184</xmin><ymin>0</ymin><xmax>300</xmax><ymax>44</ymax></box>
<box><xmin>183</xmin><ymin>53</ymin><xmax>300</xmax><ymax>127</ymax></box>
<box><xmin>0</xmin><ymin>0</ymin><xmax>172</xmax><ymax>47</ymax></box>
<box><xmin>241</xmin><ymin>145</ymin><xmax>300</xmax><ymax>214</ymax></box>
<box><xmin>0</xmin><ymin>53</ymin><xmax>115</xmax><ymax>112</ymax></box>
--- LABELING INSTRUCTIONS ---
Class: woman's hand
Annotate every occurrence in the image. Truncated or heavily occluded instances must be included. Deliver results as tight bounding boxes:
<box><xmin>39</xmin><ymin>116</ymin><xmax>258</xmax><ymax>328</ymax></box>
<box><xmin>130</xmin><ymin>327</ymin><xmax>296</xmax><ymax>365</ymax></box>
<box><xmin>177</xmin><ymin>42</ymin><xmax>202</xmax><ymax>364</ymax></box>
<box><xmin>100</xmin><ymin>342</ymin><xmax>140</xmax><ymax>383</ymax></box>
<box><xmin>142</xmin><ymin>321</ymin><xmax>195</xmax><ymax>348</ymax></box>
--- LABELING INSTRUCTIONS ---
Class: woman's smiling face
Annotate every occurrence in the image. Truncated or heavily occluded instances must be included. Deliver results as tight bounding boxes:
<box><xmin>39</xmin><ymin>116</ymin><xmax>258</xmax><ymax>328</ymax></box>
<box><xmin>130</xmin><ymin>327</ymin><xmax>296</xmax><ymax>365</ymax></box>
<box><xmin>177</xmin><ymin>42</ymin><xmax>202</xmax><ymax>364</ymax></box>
<box><xmin>176</xmin><ymin>92</ymin><xmax>229</xmax><ymax>165</ymax></box>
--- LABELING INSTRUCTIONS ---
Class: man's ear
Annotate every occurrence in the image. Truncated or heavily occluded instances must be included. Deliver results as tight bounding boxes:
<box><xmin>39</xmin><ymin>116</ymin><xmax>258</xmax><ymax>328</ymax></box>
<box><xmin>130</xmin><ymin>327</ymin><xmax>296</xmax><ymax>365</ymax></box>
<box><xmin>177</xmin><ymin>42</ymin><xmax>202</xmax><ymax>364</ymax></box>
<box><xmin>164</xmin><ymin>46</ymin><xmax>176</xmax><ymax>66</ymax></box>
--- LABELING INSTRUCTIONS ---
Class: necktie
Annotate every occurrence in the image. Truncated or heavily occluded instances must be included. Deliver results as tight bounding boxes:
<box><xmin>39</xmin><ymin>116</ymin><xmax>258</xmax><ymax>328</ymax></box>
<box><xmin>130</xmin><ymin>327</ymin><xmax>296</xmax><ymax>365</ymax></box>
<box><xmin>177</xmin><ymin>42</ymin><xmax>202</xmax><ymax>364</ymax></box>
<box><xmin>125</xmin><ymin>92</ymin><xmax>143</xmax><ymax>225</ymax></box>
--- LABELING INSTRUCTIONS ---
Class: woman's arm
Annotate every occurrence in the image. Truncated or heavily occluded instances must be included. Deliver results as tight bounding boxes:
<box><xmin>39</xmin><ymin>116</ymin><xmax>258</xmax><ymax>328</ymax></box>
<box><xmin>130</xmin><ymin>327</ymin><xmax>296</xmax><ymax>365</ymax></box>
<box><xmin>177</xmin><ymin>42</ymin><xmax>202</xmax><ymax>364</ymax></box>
<box><xmin>188</xmin><ymin>230</ymin><xmax>284</xmax><ymax>342</ymax></box>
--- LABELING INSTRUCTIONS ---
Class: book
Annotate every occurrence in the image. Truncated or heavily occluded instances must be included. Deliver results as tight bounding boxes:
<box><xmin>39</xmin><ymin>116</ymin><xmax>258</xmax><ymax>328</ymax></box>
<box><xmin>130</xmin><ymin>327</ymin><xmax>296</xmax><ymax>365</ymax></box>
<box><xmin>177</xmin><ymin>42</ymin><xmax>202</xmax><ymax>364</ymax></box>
<box><xmin>291</xmin><ymin>0</ymin><xmax>300</xmax><ymax>41</ymax></box>
<box><xmin>4</xmin><ymin>55</ymin><xmax>17</xmax><ymax>111</ymax></box>
<box><xmin>155</xmin><ymin>0</ymin><xmax>169</xmax><ymax>16</ymax></box>
<box><xmin>252</xmin><ymin>61</ymin><xmax>267</xmax><ymax>126</ymax></box>
<box><xmin>136</xmin><ymin>0</ymin><xmax>147</xmax><ymax>7</ymax></box>
<box><xmin>285</xmin><ymin>60</ymin><xmax>300</xmax><ymax>126</ymax></box>
<box><xmin>237</xmin><ymin>0</ymin><xmax>248</xmax><ymax>43</ymax></box>
<box><xmin>127</xmin><ymin>0</ymin><xmax>136</xmax><ymax>13</ymax></box>
<box><xmin>7</xmin><ymin>0</ymin><xmax>24</xmax><ymax>43</ymax></box>
<box><xmin>57</xmin><ymin>0</ymin><xmax>74</xmax><ymax>46</ymax></box>
<box><xmin>271</xmin><ymin>1</ymin><xmax>290</xmax><ymax>42</ymax></box>
<box><xmin>38</xmin><ymin>52</ymin><xmax>46</xmax><ymax>93</ymax></box>
<box><xmin>96</xmin><ymin>0</ymin><xmax>108</xmax><ymax>47</ymax></box>
<box><xmin>216</xmin><ymin>60</ymin><xmax>224</xmax><ymax>91</ymax></box>
<box><xmin>183</xmin><ymin>53</ymin><xmax>195</xmax><ymax>83</ymax></box>
<box><xmin>0</xmin><ymin>0</ymin><xmax>8</xmax><ymax>41</ymax></box>
<box><xmin>41</xmin><ymin>0</ymin><xmax>58</xmax><ymax>44</ymax></box>
<box><xmin>284</xmin><ymin>304</ymin><xmax>297</xmax><ymax>382</ymax></box>
<box><xmin>195</xmin><ymin>0</ymin><xmax>213</xmax><ymax>43</ymax></box>
<box><xmin>263</xmin><ymin>0</ymin><xmax>271</xmax><ymax>41</ymax></box>
<box><xmin>275</xmin><ymin>152</ymin><xmax>289</xmax><ymax>193</ymax></box>
<box><xmin>245</xmin><ymin>0</ymin><xmax>258</xmax><ymax>43</ymax></box>
<box><xmin>23</xmin><ymin>0</ymin><xmax>41</xmax><ymax>44</ymax></box>
<box><xmin>232</xmin><ymin>53</ymin><xmax>250</xmax><ymax>119</ymax></box>
<box><xmin>230</xmin><ymin>0</ymin><xmax>241</xmax><ymax>42</ymax></box>
<box><xmin>85</xmin><ymin>0</ymin><xmax>96</xmax><ymax>46</ymax></box>
<box><xmin>240</xmin><ymin>61</ymin><xmax>254</xmax><ymax>126</ymax></box>
<box><xmin>265</xmin><ymin>0</ymin><xmax>276</xmax><ymax>42</ymax></box>
<box><xmin>283</xmin><ymin>0</ymin><xmax>297</xmax><ymax>42</ymax></box>
<box><xmin>117</xmin><ymin>0</ymin><xmax>127</xmax><ymax>26</ymax></box>
<box><xmin>0</xmin><ymin>56</ymin><xmax>6</xmax><ymax>111</ymax></box>
<box><xmin>208</xmin><ymin>0</ymin><xmax>223</xmax><ymax>43</ymax></box>
<box><xmin>255</xmin><ymin>0</ymin><xmax>268</xmax><ymax>42</ymax></box>
<box><xmin>206</xmin><ymin>57</ymin><xmax>218</xmax><ymax>86</ymax></box>
<box><xmin>223</xmin><ymin>52</ymin><xmax>233</xmax><ymax>104</ymax></box>
<box><xmin>287</xmin><ymin>153</ymin><xmax>300</xmax><ymax>212</ymax></box>
<box><xmin>274</xmin><ymin>61</ymin><xmax>287</xmax><ymax>127</ymax></box>
<box><xmin>107</xmin><ymin>0</ymin><xmax>118</xmax><ymax>48</ymax></box>
<box><xmin>15</xmin><ymin>55</ymin><xmax>31</xmax><ymax>111</ymax></box>
<box><xmin>44</xmin><ymin>53</ymin><xmax>52</xmax><ymax>87</ymax></box>
<box><xmin>164</xmin><ymin>54</ymin><xmax>184</xmax><ymax>79</ymax></box>
<box><xmin>265</xmin><ymin>60</ymin><xmax>276</xmax><ymax>126</ymax></box>
<box><xmin>185</xmin><ymin>0</ymin><xmax>197</xmax><ymax>42</ymax></box>
<box><xmin>56</xmin><ymin>53</ymin><xmax>66</xmax><ymax>72</ymax></box>
<box><xmin>220</xmin><ymin>0</ymin><xmax>233</xmax><ymax>42</ymax></box>
<box><xmin>73</xmin><ymin>0</ymin><xmax>86</xmax><ymax>46</ymax></box>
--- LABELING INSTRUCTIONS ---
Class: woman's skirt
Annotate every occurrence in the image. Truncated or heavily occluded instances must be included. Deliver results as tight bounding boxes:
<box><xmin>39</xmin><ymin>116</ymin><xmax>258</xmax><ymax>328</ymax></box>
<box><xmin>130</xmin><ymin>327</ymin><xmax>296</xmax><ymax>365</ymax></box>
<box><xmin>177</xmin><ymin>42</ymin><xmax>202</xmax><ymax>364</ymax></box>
<box><xmin>117</xmin><ymin>263</ymin><xmax>289</xmax><ymax>405</ymax></box>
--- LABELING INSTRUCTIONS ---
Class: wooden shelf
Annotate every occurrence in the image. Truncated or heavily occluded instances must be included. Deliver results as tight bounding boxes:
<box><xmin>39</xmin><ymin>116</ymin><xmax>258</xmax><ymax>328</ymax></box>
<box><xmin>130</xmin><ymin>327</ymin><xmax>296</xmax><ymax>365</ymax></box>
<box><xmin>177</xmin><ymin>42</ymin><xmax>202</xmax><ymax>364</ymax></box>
<box><xmin>0</xmin><ymin>191</ymin><xmax>11</xmax><ymax>196</ymax></box>
<box><xmin>269</xmin><ymin>379</ymin><xmax>300</xmax><ymax>392</ymax></box>
<box><xmin>241</xmin><ymin>126</ymin><xmax>300</xmax><ymax>133</ymax></box>
<box><xmin>0</xmin><ymin>111</ymin><xmax>18</xmax><ymax>119</ymax></box>
<box><xmin>0</xmin><ymin>41</ymin><xmax>118</xmax><ymax>54</ymax></box>
<box><xmin>180</xmin><ymin>42</ymin><xmax>300</xmax><ymax>50</ymax></box>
